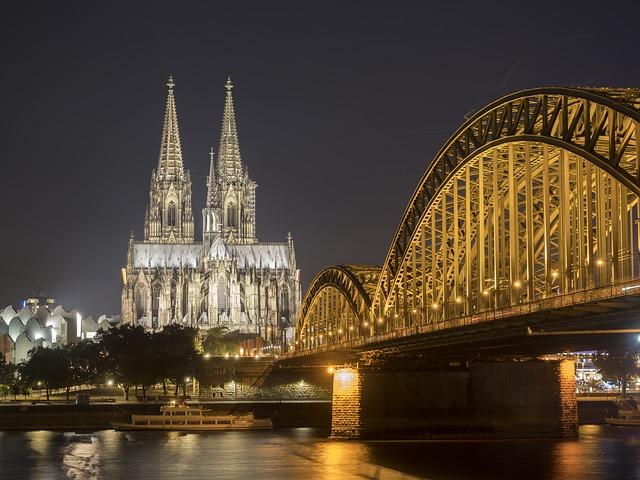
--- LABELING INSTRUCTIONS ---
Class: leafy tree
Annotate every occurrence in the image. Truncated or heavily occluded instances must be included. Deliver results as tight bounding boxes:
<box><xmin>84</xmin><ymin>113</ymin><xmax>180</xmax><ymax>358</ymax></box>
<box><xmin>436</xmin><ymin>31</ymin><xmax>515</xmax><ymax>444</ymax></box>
<box><xmin>19</xmin><ymin>346</ymin><xmax>68</xmax><ymax>401</ymax></box>
<box><xmin>155</xmin><ymin>324</ymin><xmax>201</xmax><ymax>399</ymax></box>
<box><xmin>593</xmin><ymin>348</ymin><xmax>640</xmax><ymax>397</ymax></box>
<box><xmin>67</xmin><ymin>340</ymin><xmax>101</xmax><ymax>388</ymax></box>
<box><xmin>95</xmin><ymin>324</ymin><xmax>152</xmax><ymax>401</ymax></box>
<box><xmin>0</xmin><ymin>354</ymin><xmax>16</xmax><ymax>401</ymax></box>
<box><xmin>202</xmin><ymin>327</ymin><xmax>240</xmax><ymax>356</ymax></box>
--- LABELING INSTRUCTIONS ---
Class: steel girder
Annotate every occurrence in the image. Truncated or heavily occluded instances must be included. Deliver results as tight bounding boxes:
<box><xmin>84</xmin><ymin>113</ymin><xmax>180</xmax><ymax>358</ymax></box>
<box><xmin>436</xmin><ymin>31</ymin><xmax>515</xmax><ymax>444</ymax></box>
<box><xmin>373</xmin><ymin>87</ymin><xmax>640</xmax><ymax>327</ymax></box>
<box><xmin>294</xmin><ymin>265</ymin><xmax>380</xmax><ymax>351</ymax></box>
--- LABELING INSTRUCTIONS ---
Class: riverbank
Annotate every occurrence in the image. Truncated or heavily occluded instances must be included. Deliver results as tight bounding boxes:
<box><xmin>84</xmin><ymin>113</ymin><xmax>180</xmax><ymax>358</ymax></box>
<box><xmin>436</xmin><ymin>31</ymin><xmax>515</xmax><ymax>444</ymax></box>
<box><xmin>0</xmin><ymin>400</ymin><xmax>332</xmax><ymax>430</ymax></box>
<box><xmin>0</xmin><ymin>394</ymin><xmax>616</xmax><ymax>431</ymax></box>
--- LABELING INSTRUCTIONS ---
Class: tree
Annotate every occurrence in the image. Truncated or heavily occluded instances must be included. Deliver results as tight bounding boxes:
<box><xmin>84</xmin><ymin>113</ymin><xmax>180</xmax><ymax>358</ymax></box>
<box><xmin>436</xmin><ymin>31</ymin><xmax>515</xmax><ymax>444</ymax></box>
<box><xmin>95</xmin><ymin>324</ymin><xmax>153</xmax><ymax>401</ymax></box>
<box><xmin>0</xmin><ymin>354</ymin><xmax>16</xmax><ymax>401</ymax></box>
<box><xmin>19</xmin><ymin>346</ymin><xmax>68</xmax><ymax>401</ymax></box>
<box><xmin>593</xmin><ymin>348</ymin><xmax>640</xmax><ymax>397</ymax></box>
<box><xmin>202</xmin><ymin>327</ymin><xmax>240</xmax><ymax>356</ymax></box>
<box><xmin>154</xmin><ymin>324</ymin><xmax>201</xmax><ymax>399</ymax></box>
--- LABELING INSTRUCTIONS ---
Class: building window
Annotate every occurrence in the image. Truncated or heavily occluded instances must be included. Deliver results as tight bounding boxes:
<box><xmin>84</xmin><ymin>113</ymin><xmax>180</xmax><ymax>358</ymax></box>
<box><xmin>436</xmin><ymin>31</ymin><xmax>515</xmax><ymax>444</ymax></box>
<box><xmin>135</xmin><ymin>288</ymin><xmax>147</xmax><ymax>320</ymax></box>
<box><xmin>152</xmin><ymin>284</ymin><xmax>161</xmax><ymax>328</ymax></box>
<box><xmin>167</xmin><ymin>201</ymin><xmax>177</xmax><ymax>227</ymax></box>
<box><xmin>226</xmin><ymin>203</ymin><xmax>236</xmax><ymax>228</ymax></box>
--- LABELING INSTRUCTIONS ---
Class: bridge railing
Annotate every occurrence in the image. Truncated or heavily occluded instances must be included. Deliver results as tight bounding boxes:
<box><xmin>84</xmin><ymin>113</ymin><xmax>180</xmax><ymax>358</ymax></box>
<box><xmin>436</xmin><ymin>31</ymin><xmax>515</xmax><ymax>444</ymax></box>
<box><xmin>290</xmin><ymin>279</ymin><xmax>640</xmax><ymax>358</ymax></box>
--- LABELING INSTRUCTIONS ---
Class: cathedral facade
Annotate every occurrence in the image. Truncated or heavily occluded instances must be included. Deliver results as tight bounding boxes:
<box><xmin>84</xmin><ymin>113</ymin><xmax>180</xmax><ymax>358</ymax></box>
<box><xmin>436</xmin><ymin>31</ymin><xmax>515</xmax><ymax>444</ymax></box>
<box><xmin>121</xmin><ymin>77</ymin><xmax>300</xmax><ymax>342</ymax></box>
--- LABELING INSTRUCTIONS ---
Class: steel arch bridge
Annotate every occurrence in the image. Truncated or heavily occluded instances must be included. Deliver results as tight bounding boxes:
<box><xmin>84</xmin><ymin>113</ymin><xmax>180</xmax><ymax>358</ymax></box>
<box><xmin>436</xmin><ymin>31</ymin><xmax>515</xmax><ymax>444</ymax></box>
<box><xmin>294</xmin><ymin>87</ymin><xmax>640</xmax><ymax>355</ymax></box>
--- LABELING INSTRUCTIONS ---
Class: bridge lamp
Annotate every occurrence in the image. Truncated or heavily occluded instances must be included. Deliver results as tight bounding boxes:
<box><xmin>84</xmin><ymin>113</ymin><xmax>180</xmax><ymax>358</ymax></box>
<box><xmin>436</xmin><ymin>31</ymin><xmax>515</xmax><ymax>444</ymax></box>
<box><xmin>338</xmin><ymin>328</ymin><xmax>343</xmax><ymax>333</ymax></box>
<box><xmin>328</xmin><ymin>367</ymin><xmax>334</xmax><ymax>374</ymax></box>
<box><xmin>551</xmin><ymin>271</ymin><xmax>559</xmax><ymax>279</ymax></box>
<box><xmin>455</xmin><ymin>297</ymin><xmax>462</xmax><ymax>303</ymax></box>
<box><xmin>412</xmin><ymin>309</ymin><xmax>417</xmax><ymax>314</ymax></box>
<box><xmin>514</xmin><ymin>280</ymin><xmax>522</xmax><ymax>288</ymax></box>
<box><xmin>596</xmin><ymin>259</ymin><xmax>605</xmax><ymax>266</ymax></box>
<box><xmin>432</xmin><ymin>303</ymin><xmax>438</xmax><ymax>310</ymax></box>
<box><xmin>363</xmin><ymin>321</ymin><xmax>369</xmax><ymax>327</ymax></box>
<box><xmin>349</xmin><ymin>326</ymin><xmax>354</xmax><ymax>331</ymax></box>
<box><xmin>378</xmin><ymin>318</ymin><xmax>384</xmax><ymax>323</ymax></box>
<box><xmin>394</xmin><ymin>314</ymin><xmax>399</xmax><ymax>319</ymax></box>
<box><xmin>482</xmin><ymin>290</ymin><xmax>490</xmax><ymax>296</ymax></box>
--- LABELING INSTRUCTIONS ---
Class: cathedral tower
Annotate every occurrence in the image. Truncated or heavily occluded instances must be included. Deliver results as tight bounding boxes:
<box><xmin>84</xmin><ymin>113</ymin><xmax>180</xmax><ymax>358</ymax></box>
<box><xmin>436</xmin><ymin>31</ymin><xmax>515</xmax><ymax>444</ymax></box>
<box><xmin>203</xmin><ymin>77</ymin><xmax>257</xmax><ymax>247</ymax></box>
<box><xmin>145</xmin><ymin>76</ymin><xmax>195</xmax><ymax>243</ymax></box>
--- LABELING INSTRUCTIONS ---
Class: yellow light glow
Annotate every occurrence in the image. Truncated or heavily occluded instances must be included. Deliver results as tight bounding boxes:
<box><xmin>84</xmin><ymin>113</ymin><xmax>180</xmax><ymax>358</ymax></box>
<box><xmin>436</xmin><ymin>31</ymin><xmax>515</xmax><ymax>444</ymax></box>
<box><xmin>514</xmin><ymin>280</ymin><xmax>522</xmax><ymax>288</ymax></box>
<box><xmin>328</xmin><ymin>367</ymin><xmax>334</xmax><ymax>374</ymax></box>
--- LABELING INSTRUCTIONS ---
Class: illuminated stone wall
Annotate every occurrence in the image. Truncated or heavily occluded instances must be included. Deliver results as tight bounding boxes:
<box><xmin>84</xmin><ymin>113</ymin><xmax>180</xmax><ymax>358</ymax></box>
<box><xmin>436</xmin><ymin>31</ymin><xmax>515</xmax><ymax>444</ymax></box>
<box><xmin>330</xmin><ymin>367</ymin><xmax>363</xmax><ymax>438</ymax></box>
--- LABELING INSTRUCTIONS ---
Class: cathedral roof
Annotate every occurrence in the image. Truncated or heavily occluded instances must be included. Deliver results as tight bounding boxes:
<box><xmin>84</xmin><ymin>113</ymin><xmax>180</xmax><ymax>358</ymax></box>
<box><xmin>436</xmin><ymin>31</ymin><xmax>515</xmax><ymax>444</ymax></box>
<box><xmin>227</xmin><ymin>243</ymin><xmax>292</xmax><ymax>270</ymax></box>
<box><xmin>133</xmin><ymin>243</ymin><xmax>202</xmax><ymax>269</ymax></box>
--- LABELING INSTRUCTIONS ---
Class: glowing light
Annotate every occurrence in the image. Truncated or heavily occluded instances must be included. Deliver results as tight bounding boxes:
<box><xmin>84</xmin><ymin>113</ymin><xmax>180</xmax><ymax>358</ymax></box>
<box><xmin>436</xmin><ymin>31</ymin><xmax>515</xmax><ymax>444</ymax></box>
<box><xmin>597</xmin><ymin>259</ymin><xmax>605</xmax><ymax>266</ymax></box>
<box><xmin>412</xmin><ymin>309</ymin><xmax>417</xmax><ymax>314</ymax></box>
<box><xmin>378</xmin><ymin>318</ymin><xmax>383</xmax><ymax>323</ymax></box>
<box><xmin>551</xmin><ymin>271</ymin><xmax>559</xmax><ymax>278</ymax></box>
<box><xmin>225</xmin><ymin>353</ymin><xmax>230</xmax><ymax>359</ymax></box>
<box><xmin>432</xmin><ymin>303</ymin><xmax>438</xmax><ymax>309</ymax></box>
<box><xmin>327</xmin><ymin>367</ymin><xmax>334</xmax><ymax>374</ymax></box>
<box><xmin>455</xmin><ymin>297</ymin><xmax>462</xmax><ymax>303</ymax></box>
<box><xmin>363</xmin><ymin>322</ymin><xmax>368</xmax><ymax>327</ymax></box>
<box><xmin>483</xmin><ymin>290</ymin><xmax>489</xmax><ymax>296</ymax></box>
<box><xmin>514</xmin><ymin>281</ymin><xmax>522</xmax><ymax>288</ymax></box>
<box><xmin>76</xmin><ymin>312</ymin><xmax>82</xmax><ymax>339</ymax></box>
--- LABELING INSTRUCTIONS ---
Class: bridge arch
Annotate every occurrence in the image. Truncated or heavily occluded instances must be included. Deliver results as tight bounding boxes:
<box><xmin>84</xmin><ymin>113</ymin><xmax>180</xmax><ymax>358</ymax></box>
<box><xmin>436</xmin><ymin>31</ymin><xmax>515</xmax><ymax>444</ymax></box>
<box><xmin>374</xmin><ymin>87</ymin><xmax>640</xmax><ymax>329</ymax></box>
<box><xmin>294</xmin><ymin>265</ymin><xmax>380</xmax><ymax>350</ymax></box>
<box><xmin>294</xmin><ymin>87</ymin><xmax>640</xmax><ymax>352</ymax></box>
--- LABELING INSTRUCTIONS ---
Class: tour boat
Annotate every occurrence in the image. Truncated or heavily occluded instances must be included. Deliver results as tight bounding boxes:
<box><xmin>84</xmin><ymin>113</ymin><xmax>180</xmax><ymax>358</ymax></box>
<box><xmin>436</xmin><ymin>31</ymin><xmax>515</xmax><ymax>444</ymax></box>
<box><xmin>604</xmin><ymin>409</ymin><xmax>640</xmax><ymax>426</ymax></box>
<box><xmin>112</xmin><ymin>403</ymin><xmax>273</xmax><ymax>431</ymax></box>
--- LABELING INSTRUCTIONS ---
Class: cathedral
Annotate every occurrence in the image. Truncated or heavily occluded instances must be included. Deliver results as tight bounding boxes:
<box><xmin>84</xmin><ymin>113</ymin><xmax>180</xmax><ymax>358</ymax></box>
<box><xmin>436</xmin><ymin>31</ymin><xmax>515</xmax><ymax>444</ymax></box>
<box><xmin>121</xmin><ymin>77</ymin><xmax>301</xmax><ymax>343</ymax></box>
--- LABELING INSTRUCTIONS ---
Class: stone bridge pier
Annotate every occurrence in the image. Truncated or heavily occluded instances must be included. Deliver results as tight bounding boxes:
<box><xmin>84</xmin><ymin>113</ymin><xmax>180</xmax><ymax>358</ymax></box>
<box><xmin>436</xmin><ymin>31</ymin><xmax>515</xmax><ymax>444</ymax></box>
<box><xmin>331</xmin><ymin>358</ymin><xmax>578</xmax><ymax>439</ymax></box>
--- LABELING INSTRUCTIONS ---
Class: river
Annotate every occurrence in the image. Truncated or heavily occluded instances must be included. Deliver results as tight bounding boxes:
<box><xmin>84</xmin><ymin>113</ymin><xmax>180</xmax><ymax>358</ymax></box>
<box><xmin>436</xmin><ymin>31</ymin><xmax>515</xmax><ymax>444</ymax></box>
<box><xmin>0</xmin><ymin>425</ymin><xmax>638</xmax><ymax>479</ymax></box>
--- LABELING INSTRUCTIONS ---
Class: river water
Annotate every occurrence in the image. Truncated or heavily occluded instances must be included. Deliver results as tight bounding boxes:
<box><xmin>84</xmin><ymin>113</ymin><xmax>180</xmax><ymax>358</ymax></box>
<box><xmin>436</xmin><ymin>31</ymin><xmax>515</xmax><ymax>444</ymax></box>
<box><xmin>0</xmin><ymin>425</ymin><xmax>638</xmax><ymax>480</ymax></box>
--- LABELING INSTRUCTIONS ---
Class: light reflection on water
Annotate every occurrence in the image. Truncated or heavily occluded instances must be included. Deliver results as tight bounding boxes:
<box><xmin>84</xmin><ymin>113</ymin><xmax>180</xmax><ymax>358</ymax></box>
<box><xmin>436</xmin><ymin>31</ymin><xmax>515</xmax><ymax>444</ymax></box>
<box><xmin>0</xmin><ymin>425</ymin><xmax>638</xmax><ymax>480</ymax></box>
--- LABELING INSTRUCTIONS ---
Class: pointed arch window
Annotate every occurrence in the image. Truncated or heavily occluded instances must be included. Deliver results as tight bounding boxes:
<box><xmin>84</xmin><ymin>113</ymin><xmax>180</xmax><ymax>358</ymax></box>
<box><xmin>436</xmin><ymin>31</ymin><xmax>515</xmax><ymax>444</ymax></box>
<box><xmin>167</xmin><ymin>201</ymin><xmax>177</xmax><ymax>227</ymax></box>
<box><xmin>152</xmin><ymin>284</ymin><xmax>161</xmax><ymax>328</ymax></box>
<box><xmin>135</xmin><ymin>287</ymin><xmax>147</xmax><ymax>321</ymax></box>
<box><xmin>279</xmin><ymin>286</ymin><xmax>290</xmax><ymax>327</ymax></box>
<box><xmin>226</xmin><ymin>203</ymin><xmax>236</xmax><ymax>228</ymax></box>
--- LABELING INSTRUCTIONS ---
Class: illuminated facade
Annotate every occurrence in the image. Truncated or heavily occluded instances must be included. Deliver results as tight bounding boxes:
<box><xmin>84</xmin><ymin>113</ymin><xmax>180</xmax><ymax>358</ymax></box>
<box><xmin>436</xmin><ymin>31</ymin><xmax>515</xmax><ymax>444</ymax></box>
<box><xmin>121</xmin><ymin>77</ymin><xmax>300</xmax><ymax>340</ymax></box>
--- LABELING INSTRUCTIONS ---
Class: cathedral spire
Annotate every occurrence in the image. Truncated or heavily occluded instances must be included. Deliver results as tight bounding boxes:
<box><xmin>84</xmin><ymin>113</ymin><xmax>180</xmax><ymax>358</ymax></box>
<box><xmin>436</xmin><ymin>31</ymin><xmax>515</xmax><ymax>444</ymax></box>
<box><xmin>144</xmin><ymin>76</ymin><xmax>195</xmax><ymax>243</ymax></box>
<box><xmin>157</xmin><ymin>75</ymin><xmax>185</xmax><ymax>179</ymax></box>
<box><xmin>217</xmin><ymin>76</ymin><xmax>242</xmax><ymax>179</ymax></box>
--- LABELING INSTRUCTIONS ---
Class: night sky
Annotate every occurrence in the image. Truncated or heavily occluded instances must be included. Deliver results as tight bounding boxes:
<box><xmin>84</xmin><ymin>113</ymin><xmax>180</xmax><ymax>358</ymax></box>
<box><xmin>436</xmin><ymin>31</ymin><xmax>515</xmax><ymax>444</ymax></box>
<box><xmin>2</xmin><ymin>1</ymin><xmax>639</xmax><ymax>318</ymax></box>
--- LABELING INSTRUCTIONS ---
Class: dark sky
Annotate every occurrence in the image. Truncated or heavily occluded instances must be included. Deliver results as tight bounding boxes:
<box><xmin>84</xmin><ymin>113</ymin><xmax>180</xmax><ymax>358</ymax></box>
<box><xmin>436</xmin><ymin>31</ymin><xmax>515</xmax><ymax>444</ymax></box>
<box><xmin>1</xmin><ymin>1</ymin><xmax>639</xmax><ymax>318</ymax></box>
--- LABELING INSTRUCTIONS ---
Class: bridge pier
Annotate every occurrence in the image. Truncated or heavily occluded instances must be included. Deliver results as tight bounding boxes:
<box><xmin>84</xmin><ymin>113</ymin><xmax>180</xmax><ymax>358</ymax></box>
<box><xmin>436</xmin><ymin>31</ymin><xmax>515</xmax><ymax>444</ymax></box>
<box><xmin>330</xmin><ymin>359</ymin><xmax>577</xmax><ymax>439</ymax></box>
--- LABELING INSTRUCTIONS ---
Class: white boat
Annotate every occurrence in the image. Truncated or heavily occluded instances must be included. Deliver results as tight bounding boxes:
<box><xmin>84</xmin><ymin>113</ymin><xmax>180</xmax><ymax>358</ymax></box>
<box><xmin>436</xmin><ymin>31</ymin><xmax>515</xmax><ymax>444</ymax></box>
<box><xmin>605</xmin><ymin>409</ymin><xmax>640</xmax><ymax>426</ymax></box>
<box><xmin>112</xmin><ymin>404</ymin><xmax>273</xmax><ymax>431</ymax></box>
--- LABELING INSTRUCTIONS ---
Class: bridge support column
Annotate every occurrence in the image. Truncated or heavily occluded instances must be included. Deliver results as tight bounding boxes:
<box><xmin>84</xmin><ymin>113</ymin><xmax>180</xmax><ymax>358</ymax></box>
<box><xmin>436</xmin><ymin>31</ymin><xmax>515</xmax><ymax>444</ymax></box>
<box><xmin>330</xmin><ymin>359</ymin><xmax>577</xmax><ymax>439</ymax></box>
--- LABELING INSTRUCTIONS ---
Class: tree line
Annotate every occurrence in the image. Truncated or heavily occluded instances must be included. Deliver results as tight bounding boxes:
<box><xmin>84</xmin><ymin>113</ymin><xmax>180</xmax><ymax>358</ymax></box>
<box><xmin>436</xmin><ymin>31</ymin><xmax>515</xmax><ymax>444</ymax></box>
<box><xmin>0</xmin><ymin>324</ymin><xmax>240</xmax><ymax>402</ymax></box>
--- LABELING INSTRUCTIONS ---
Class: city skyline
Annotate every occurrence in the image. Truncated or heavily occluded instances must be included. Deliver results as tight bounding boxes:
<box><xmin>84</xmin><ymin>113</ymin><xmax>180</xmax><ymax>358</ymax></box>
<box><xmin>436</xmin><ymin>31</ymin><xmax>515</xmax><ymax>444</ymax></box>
<box><xmin>2</xmin><ymin>1</ymin><xmax>640</xmax><ymax>317</ymax></box>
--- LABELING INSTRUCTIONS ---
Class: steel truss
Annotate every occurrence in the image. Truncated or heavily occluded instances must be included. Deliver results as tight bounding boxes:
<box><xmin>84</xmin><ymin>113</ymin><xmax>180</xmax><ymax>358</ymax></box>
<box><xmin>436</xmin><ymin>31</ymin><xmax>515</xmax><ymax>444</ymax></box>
<box><xmin>295</xmin><ymin>87</ymin><xmax>640</xmax><ymax>352</ymax></box>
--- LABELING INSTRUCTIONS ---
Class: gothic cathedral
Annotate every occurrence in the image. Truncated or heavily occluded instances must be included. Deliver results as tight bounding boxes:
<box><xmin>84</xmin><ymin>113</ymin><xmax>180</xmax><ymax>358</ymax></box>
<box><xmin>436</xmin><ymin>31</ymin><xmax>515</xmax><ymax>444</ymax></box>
<box><xmin>121</xmin><ymin>77</ymin><xmax>301</xmax><ymax>342</ymax></box>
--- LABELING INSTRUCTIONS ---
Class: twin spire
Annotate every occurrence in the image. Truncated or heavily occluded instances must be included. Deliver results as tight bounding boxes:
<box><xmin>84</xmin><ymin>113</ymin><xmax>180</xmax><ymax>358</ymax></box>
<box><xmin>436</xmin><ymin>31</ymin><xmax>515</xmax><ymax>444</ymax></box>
<box><xmin>157</xmin><ymin>75</ymin><xmax>184</xmax><ymax>179</ymax></box>
<box><xmin>155</xmin><ymin>75</ymin><xmax>256</xmax><ymax>246</ymax></box>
